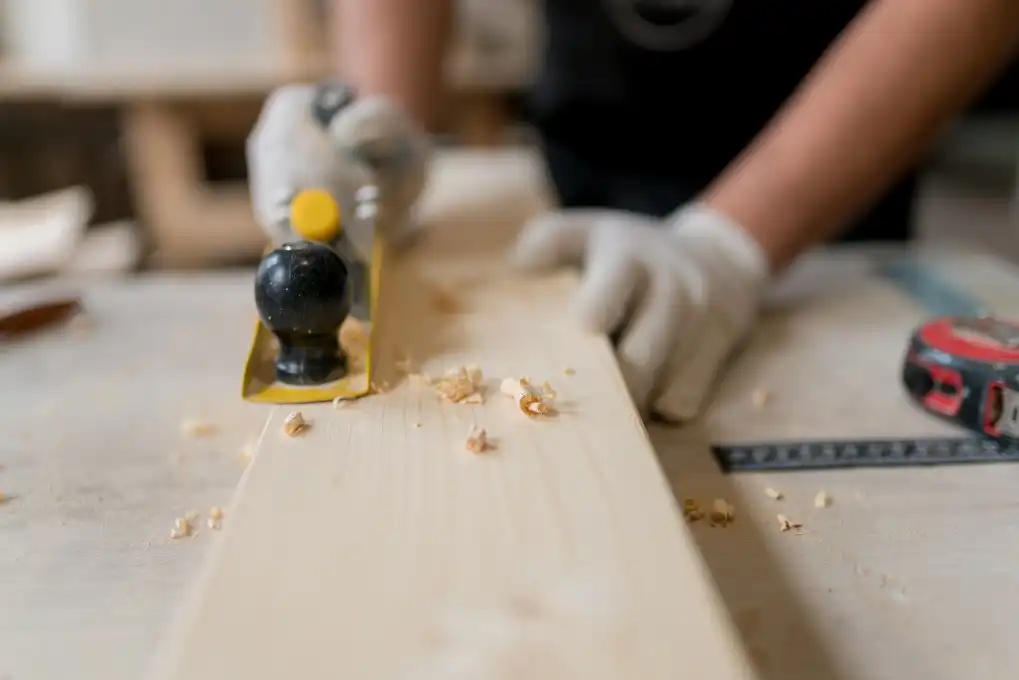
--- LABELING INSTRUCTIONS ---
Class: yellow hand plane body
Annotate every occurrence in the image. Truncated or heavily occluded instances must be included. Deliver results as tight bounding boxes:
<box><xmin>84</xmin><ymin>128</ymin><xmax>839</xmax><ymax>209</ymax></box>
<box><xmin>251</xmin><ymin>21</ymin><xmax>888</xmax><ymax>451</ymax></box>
<box><xmin>241</xmin><ymin>186</ymin><xmax>382</xmax><ymax>405</ymax></box>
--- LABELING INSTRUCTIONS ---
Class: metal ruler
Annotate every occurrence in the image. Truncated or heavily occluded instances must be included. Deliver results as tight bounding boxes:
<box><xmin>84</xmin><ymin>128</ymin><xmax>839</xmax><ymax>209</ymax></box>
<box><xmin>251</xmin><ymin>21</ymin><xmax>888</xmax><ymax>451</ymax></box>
<box><xmin>712</xmin><ymin>437</ymin><xmax>1019</xmax><ymax>473</ymax></box>
<box><xmin>712</xmin><ymin>257</ymin><xmax>1005</xmax><ymax>474</ymax></box>
<box><xmin>876</xmin><ymin>259</ymin><xmax>988</xmax><ymax>317</ymax></box>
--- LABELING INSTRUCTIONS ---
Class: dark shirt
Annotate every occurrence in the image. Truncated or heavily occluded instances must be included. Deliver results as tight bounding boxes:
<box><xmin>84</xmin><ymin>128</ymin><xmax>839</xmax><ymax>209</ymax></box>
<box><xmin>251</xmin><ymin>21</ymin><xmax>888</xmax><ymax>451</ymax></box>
<box><xmin>528</xmin><ymin>0</ymin><xmax>915</xmax><ymax>241</ymax></box>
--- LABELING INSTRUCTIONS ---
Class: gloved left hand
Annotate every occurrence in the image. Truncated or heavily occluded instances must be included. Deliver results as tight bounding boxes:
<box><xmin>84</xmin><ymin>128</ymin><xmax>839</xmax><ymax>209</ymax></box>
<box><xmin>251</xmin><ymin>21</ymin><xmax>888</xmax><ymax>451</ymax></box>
<box><xmin>247</xmin><ymin>82</ymin><xmax>429</xmax><ymax>251</ymax></box>
<box><xmin>510</xmin><ymin>203</ymin><xmax>772</xmax><ymax>421</ymax></box>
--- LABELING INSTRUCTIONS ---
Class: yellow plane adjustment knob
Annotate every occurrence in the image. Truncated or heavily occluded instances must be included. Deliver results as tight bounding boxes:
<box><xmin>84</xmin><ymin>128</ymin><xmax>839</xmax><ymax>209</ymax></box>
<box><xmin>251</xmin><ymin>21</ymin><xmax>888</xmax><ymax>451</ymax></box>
<box><xmin>290</xmin><ymin>189</ymin><xmax>341</xmax><ymax>243</ymax></box>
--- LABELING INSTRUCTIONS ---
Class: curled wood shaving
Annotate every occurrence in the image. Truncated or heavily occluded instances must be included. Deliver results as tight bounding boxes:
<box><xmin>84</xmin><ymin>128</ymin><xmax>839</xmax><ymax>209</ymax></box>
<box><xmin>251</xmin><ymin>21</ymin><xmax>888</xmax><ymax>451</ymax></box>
<box><xmin>332</xmin><ymin>396</ymin><xmax>352</xmax><ymax>409</ymax></box>
<box><xmin>777</xmin><ymin>514</ymin><xmax>803</xmax><ymax>533</ymax></box>
<box><xmin>283</xmin><ymin>411</ymin><xmax>309</xmax><ymax>436</ymax></box>
<box><xmin>207</xmin><ymin>506</ymin><xmax>224</xmax><ymax>530</ymax></box>
<box><xmin>435</xmin><ymin>366</ymin><xmax>484</xmax><ymax>404</ymax></box>
<box><xmin>170</xmin><ymin>517</ymin><xmax>194</xmax><ymax>540</ymax></box>
<box><xmin>814</xmin><ymin>491</ymin><xmax>831</xmax><ymax>508</ymax></box>
<box><xmin>682</xmin><ymin>497</ymin><xmax>705</xmax><ymax>522</ymax></box>
<box><xmin>180</xmin><ymin>420</ymin><xmax>216</xmax><ymax>437</ymax></box>
<box><xmin>709</xmin><ymin>499</ymin><xmax>735</xmax><ymax>527</ymax></box>
<box><xmin>465</xmin><ymin>427</ymin><xmax>492</xmax><ymax>454</ymax></box>
<box><xmin>764</xmin><ymin>487</ymin><xmax>783</xmax><ymax>500</ymax></box>
<box><xmin>501</xmin><ymin>377</ymin><xmax>557</xmax><ymax>417</ymax></box>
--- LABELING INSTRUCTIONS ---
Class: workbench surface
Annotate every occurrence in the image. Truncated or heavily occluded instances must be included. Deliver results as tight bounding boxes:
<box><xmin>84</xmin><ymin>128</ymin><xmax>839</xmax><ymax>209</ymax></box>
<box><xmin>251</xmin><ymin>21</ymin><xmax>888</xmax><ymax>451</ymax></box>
<box><xmin>4</xmin><ymin>150</ymin><xmax>1019</xmax><ymax>680</ymax></box>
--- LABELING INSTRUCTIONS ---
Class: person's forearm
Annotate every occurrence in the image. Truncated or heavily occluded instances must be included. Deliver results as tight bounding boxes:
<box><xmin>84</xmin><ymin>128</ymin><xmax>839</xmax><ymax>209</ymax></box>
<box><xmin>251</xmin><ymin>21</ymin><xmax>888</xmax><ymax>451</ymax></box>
<box><xmin>702</xmin><ymin>0</ymin><xmax>1019</xmax><ymax>272</ymax></box>
<box><xmin>329</xmin><ymin>0</ymin><xmax>454</xmax><ymax>129</ymax></box>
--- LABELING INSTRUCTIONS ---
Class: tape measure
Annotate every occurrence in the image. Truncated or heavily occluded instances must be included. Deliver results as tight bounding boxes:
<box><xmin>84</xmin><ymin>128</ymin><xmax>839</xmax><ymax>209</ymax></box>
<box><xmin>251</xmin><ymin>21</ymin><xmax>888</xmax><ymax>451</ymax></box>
<box><xmin>712</xmin><ymin>259</ymin><xmax>1019</xmax><ymax>473</ymax></box>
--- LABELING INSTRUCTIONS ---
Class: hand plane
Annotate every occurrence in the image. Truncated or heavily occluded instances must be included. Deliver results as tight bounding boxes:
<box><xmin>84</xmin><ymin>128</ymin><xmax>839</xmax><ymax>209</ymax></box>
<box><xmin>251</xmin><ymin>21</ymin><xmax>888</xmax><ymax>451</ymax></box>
<box><xmin>241</xmin><ymin>82</ymin><xmax>388</xmax><ymax>405</ymax></box>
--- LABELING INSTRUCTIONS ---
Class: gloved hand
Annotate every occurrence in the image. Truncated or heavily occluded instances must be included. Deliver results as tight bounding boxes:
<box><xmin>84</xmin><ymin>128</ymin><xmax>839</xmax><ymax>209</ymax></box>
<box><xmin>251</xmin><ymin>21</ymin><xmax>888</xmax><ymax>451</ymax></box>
<box><xmin>246</xmin><ymin>81</ymin><xmax>430</xmax><ymax>257</ymax></box>
<box><xmin>510</xmin><ymin>203</ymin><xmax>771</xmax><ymax>421</ymax></box>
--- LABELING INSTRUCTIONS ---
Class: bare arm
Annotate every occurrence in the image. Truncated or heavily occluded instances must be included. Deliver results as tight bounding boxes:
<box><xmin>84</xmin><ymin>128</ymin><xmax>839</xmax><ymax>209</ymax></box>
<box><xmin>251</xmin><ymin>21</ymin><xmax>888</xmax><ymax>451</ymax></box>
<box><xmin>702</xmin><ymin>0</ymin><xmax>1019</xmax><ymax>272</ymax></box>
<box><xmin>329</xmin><ymin>0</ymin><xmax>455</xmax><ymax>129</ymax></box>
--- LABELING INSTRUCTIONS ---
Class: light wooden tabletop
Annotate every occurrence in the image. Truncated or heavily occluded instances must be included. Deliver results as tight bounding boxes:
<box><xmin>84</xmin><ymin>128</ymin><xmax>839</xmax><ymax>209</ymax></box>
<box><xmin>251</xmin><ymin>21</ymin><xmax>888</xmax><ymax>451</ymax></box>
<box><xmin>4</xmin><ymin>149</ymin><xmax>1019</xmax><ymax>680</ymax></box>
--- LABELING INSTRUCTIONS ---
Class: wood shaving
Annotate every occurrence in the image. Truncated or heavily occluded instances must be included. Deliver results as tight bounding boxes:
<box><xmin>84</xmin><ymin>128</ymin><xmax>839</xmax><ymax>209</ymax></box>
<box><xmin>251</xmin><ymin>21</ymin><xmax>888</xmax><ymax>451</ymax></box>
<box><xmin>430</xmin><ymin>283</ymin><xmax>460</xmax><ymax>313</ymax></box>
<box><xmin>682</xmin><ymin>497</ymin><xmax>705</xmax><ymax>523</ymax></box>
<box><xmin>0</xmin><ymin>490</ymin><xmax>6</xmax><ymax>504</ymax></box>
<box><xmin>709</xmin><ymin>498</ymin><xmax>735</xmax><ymax>527</ymax></box>
<box><xmin>764</xmin><ymin>487</ymin><xmax>783</xmax><ymax>500</ymax></box>
<box><xmin>777</xmin><ymin>514</ymin><xmax>803</xmax><ymax>533</ymax></box>
<box><xmin>180</xmin><ymin>420</ymin><xmax>216</xmax><ymax>437</ymax></box>
<box><xmin>501</xmin><ymin>377</ymin><xmax>557</xmax><ymax>417</ymax></box>
<box><xmin>564</xmin><ymin>368</ymin><xmax>576</xmax><ymax>376</ymax></box>
<box><xmin>332</xmin><ymin>396</ymin><xmax>352</xmax><ymax>409</ymax></box>
<box><xmin>283</xmin><ymin>411</ymin><xmax>309</xmax><ymax>436</ymax></box>
<box><xmin>751</xmin><ymin>388</ymin><xmax>770</xmax><ymax>409</ymax></box>
<box><xmin>435</xmin><ymin>366</ymin><xmax>484</xmax><ymax>404</ymax></box>
<box><xmin>465</xmin><ymin>427</ymin><xmax>492</xmax><ymax>454</ymax></box>
<box><xmin>207</xmin><ymin>506</ymin><xmax>224</xmax><ymax>530</ymax></box>
<box><xmin>814</xmin><ymin>491</ymin><xmax>831</xmax><ymax>508</ymax></box>
<box><xmin>170</xmin><ymin>517</ymin><xmax>193</xmax><ymax>540</ymax></box>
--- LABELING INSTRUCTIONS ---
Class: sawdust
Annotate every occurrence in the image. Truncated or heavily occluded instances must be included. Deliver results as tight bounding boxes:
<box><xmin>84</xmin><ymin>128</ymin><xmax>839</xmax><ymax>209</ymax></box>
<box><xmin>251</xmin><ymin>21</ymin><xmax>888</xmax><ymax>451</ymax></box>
<box><xmin>777</xmin><ymin>514</ymin><xmax>803</xmax><ymax>533</ymax></box>
<box><xmin>564</xmin><ymin>368</ymin><xmax>576</xmax><ymax>376</ymax></box>
<box><xmin>709</xmin><ymin>499</ymin><xmax>735</xmax><ymax>527</ymax></box>
<box><xmin>180</xmin><ymin>420</ymin><xmax>216</xmax><ymax>437</ymax></box>
<box><xmin>682</xmin><ymin>498</ymin><xmax>705</xmax><ymax>522</ymax></box>
<box><xmin>465</xmin><ymin>427</ymin><xmax>493</xmax><ymax>454</ymax></box>
<box><xmin>170</xmin><ymin>516</ymin><xmax>194</xmax><ymax>540</ymax></box>
<box><xmin>207</xmin><ymin>506</ymin><xmax>224</xmax><ymax>530</ymax></box>
<box><xmin>814</xmin><ymin>491</ymin><xmax>832</xmax><ymax>508</ymax></box>
<box><xmin>764</xmin><ymin>487</ymin><xmax>783</xmax><ymax>500</ymax></box>
<box><xmin>435</xmin><ymin>366</ymin><xmax>485</xmax><ymax>404</ymax></box>
<box><xmin>283</xmin><ymin>411</ymin><xmax>309</xmax><ymax>436</ymax></box>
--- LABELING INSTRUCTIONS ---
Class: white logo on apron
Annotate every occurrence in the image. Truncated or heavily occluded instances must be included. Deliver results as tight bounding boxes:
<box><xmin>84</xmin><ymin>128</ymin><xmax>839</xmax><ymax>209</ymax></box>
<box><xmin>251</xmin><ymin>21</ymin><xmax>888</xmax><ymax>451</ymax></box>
<box><xmin>602</xmin><ymin>0</ymin><xmax>733</xmax><ymax>51</ymax></box>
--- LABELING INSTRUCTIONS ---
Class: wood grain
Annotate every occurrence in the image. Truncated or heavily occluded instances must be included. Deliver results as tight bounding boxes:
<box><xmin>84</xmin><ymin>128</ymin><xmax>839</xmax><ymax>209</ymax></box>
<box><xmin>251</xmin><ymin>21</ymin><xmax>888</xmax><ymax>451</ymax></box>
<box><xmin>148</xmin><ymin>150</ymin><xmax>757</xmax><ymax>680</ymax></box>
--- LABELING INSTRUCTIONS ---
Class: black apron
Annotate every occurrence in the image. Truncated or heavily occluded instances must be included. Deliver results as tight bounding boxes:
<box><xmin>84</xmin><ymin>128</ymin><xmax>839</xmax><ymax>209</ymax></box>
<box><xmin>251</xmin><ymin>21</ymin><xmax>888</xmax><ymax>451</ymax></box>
<box><xmin>528</xmin><ymin>0</ymin><xmax>915</xmax><ymax>242</ymax></box>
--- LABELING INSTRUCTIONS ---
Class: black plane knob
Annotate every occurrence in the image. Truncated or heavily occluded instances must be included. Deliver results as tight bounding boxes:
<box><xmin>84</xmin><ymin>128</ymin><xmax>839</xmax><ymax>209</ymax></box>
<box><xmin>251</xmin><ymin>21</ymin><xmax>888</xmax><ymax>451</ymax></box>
<box><xmin>254</xmin><ymin>242</ymin><xmax>350</xmax><ymax>385</ymax></box>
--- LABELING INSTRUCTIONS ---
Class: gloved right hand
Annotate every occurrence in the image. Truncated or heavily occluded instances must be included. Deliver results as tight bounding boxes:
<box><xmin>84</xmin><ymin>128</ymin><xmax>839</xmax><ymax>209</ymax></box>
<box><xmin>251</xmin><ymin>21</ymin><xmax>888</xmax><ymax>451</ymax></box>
<box><xmin>246</xmin><ymin>82</ymin><xmax>430</xmax><ymax>257</ymax></box>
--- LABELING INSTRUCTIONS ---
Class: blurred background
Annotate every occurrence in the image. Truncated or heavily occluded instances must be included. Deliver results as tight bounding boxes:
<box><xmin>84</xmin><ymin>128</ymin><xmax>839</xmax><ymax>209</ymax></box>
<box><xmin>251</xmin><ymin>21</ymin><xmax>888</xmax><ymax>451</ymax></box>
<box><xmin>1</xmin><ymin>0</ymin><xmax>1019</xmax><ymax>280</ymax></box>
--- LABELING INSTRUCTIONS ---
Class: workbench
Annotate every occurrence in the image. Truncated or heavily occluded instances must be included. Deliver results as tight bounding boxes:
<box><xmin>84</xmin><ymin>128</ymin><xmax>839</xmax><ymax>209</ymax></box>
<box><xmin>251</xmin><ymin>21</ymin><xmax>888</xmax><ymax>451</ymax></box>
<box><xmin>4</xmin><ymin>149</ymin><xmax>1019</xmax><ymax>680</ymax></box>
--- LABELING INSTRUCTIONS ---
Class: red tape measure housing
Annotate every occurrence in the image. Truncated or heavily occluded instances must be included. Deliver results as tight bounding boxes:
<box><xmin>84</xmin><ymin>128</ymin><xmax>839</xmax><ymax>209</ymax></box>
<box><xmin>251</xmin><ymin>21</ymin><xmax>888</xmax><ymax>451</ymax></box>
<box><xmin>903</xmin><ymin>316</ymin><xmax>1019</xmax><ymax>442</ymax></box>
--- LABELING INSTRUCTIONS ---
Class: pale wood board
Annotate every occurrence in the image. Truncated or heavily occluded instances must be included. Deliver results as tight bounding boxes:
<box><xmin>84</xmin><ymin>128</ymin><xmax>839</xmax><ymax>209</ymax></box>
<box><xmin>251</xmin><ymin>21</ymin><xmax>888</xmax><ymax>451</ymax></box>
<box><xmin>148</xmin><ymin>150</ymin><xmax>757</xmax><ymax>679</ymax></box>
<box><xmin>6</xmin><ymin>148</ymin><xmax>1019</xmax><ymax>680</ymax></box>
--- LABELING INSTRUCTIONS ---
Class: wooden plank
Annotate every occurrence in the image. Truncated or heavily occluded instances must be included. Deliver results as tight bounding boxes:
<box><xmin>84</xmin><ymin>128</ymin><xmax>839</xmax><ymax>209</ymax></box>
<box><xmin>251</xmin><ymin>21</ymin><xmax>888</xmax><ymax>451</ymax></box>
<box><xmin>148</xmin><ymin>149</ymin><xmax>757</xmax><ymax>680</ymax></box>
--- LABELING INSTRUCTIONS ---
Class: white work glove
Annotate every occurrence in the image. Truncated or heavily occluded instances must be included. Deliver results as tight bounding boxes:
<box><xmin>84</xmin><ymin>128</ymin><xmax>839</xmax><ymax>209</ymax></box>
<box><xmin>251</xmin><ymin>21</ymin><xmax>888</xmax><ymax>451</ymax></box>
<box><xmin>246</xmin><ymin>81</ymin><xmax>430</xmax><ymax>259</ymax></box>
<box><xmin>511</xmin><ymin>203</ymin><xmax>771</xmax><ymax>421</ymax></box>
